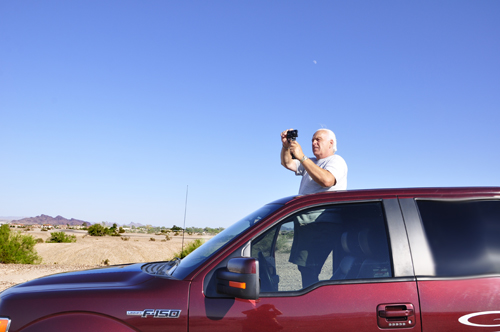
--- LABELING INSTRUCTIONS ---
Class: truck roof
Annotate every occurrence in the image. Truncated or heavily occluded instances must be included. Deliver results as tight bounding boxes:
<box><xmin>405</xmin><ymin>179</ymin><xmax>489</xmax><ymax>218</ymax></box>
<box><xmin>271</xmin><ymin>187</ymin><xmax>500</xmax><ymax>206</ymax></box>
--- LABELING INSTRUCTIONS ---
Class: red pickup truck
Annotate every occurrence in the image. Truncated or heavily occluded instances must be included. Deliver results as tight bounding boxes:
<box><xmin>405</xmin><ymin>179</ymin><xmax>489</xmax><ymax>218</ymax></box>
<box><xmin>1</xmin><ymin>187</ymin><xmax>500</xmax><ymax>332</ymax></box>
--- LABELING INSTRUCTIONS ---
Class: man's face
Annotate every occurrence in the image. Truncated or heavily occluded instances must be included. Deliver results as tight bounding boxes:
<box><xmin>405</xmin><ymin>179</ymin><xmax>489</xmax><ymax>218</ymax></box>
<box><xmin>312</xmin><ymin>130</ymin><xmax>334</xmax><ymax>159</ymax></box>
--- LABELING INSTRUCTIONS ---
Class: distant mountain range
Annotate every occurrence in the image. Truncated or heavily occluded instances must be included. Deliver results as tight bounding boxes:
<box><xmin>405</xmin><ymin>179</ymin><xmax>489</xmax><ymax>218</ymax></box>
<box><xmin>3</xmin><ymin>215</ymin><xmax>147</xmax><ymax>228</ymax></box>
<box><xmin>124</xmin><ymin>222</ymin><xmax>144</xmax><ymax>227</ymax></box>
<box><xmin>13</xmin><ymin>214</ymin><xmax>91</xmax><ymax>226</ymax></box>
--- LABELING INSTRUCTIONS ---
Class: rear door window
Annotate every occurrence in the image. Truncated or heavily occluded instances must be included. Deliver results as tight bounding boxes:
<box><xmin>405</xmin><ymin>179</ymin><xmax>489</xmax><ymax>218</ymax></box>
<box><xmin>417</xmin><ymin>200</ymin><xmax>500</xmax><ymax>277</ymax></box>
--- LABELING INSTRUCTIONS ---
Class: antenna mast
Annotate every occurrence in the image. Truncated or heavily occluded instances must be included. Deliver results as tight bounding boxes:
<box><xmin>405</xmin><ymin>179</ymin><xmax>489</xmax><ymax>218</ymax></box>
<box><xmin>181</xmin><ymin>185</ymin><xmax>188</xmax><ymax>258</ymax></box>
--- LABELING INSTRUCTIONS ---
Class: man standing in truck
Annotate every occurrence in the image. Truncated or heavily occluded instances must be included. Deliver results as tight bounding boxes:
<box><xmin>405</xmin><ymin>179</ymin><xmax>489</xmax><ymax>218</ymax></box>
<box><xmin>280</xmin><ymin>128</ymin><xmax>348</xmax><ymax>287</ymax></box>
<box><xmin>280</xmin><ymin>128</ymin><xmax>348</xmax><ymax>194</ymax></box>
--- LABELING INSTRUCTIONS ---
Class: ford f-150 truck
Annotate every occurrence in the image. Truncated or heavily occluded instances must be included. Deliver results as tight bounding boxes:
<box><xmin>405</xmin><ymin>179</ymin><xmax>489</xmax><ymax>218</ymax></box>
<box><xmin>1</xmin><ymin>187</ymin><xmax>500</xmax><ymax>332</ymax></box>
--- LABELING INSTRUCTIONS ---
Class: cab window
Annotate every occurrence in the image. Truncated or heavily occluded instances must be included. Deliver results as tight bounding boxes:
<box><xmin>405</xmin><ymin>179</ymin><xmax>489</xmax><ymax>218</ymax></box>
<box><xmin>251</xmin><ymin>202</ymin><xmax>392</xmax><ymax>293</ymax></box>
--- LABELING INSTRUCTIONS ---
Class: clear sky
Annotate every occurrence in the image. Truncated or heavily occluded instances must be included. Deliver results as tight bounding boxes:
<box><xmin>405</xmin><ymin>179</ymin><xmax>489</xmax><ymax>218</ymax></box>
<box><xmin>1</xmin><ymin>1</ymin><xmax>499</xmax><ymax>228</ymax></box>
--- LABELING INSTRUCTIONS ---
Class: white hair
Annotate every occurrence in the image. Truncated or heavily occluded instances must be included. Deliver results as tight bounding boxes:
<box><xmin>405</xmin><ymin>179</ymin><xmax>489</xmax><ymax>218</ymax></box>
<box><xmin>314</xmin><ymin>129</ymin><xmax>337</xmax><ymax>152</ymax></box>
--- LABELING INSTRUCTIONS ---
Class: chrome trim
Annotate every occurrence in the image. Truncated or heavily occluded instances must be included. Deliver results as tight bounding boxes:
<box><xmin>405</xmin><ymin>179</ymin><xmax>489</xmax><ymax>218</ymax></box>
<box><xmin>126</xmin><ymin>309</ymin><xmax>181</xmax><ymax>318</ymax></box>
<box><xmin>415</xmin><ymin>196</ymin><xmax>500</xmax><ymax>202</ymax></box>
<box><xmin>416</xmin><ymin>274</ymin><xmax>500</xmax><ymax>282</ymax></box>
<box><xmin>399</xmin><ymin>198</ymin><xmax>436</xmax><ymax>276</ymax></box>
<box><xmin>384</xmin><ymin>199</ymin><xmax>414</xmax><ymax>277</ymax></box>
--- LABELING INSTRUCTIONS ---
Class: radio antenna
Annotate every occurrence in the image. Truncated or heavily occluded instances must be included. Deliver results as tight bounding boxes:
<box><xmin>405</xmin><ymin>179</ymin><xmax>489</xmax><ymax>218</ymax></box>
<box><xmin>181</xmin><ymin>185</ymin><xmax>188</xmax><ymax>258</ymax></box>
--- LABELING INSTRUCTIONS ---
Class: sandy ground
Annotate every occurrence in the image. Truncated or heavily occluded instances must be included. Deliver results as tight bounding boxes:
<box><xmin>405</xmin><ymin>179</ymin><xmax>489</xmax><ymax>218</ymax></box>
<box><xmin>0</xmin><ymin>229</ymin><xmax>211</xmax><ymax>292</ymax></box>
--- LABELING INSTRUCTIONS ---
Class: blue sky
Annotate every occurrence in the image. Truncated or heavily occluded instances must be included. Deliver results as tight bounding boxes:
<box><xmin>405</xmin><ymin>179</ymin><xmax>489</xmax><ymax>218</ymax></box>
<box><xmin>1</xmin><ymin>1</ymin><xmax>499</xmax><ymax>228</ymax></box>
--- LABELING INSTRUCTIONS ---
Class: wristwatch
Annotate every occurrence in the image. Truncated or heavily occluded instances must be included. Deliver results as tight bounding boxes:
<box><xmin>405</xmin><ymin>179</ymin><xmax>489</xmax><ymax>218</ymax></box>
<box><xmin>300</xmin><ymin>156</ymin><xmax>308</xmax><ymax>163</ymax></box>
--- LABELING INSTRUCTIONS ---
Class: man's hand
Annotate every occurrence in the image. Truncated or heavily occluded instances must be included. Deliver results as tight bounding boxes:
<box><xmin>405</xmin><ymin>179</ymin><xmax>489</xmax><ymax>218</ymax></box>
<box><xmin>289</xmin><ymin>140</ymin><xmax>305</xmax><ymax>161</ymax></box>
<box><xmin>281</xmin><ymin>129</ymin><xmax>294</xmax><ymax>148</ymax></box>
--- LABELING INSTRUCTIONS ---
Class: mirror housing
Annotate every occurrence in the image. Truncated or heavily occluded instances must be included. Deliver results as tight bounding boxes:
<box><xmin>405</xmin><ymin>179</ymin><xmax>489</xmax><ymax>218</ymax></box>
<box><xmin>217</xmin><ymin>257</ymin><xmax>260</xmax><ymax>300</ymax></box>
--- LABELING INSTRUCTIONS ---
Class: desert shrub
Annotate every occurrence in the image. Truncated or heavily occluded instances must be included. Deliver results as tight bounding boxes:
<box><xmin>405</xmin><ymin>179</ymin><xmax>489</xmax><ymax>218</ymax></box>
<box><xmin>87</xmin><ymin>223</ymin><xmax>122</xmax><ymax>237</ymax></box>
<box><xmin>109</xmin><ymin>223</ymin><xmax>122</xmax><ymax>236</ymax></box>
<box><xmin>36</xmin><ymin>238</ymin><xmax>44</xmax><ymax>244</ymax></box>
<box><xmin>121</xmin><ymin>236</ymin><xmax>130</xmax><ymax>241</ymax></box>
<box><xmin>149</xmin><ymin>238</ymin><xmax>156</xmax><ymax>241</ymax></box>
<box><xmin>87</xmin><ymin>224</ymin><xmax>109</xmax><ymax>236</ymax></box>
<box><xmin>203</xmin><ymin>227</ymin><xmax>225</xmax><ymax>235</ymax></box>
<box><xmin>102</xmin><ymin>259</ymin><xmax>110</xmax><ymax>266</ymax></box>
<box><xmin>46</xmin><ymin>232</ymin><xmax>77</xmax><ymax>243</ymax></box>
<box><xmin>174</xmin><ymin>231</ymin><xmax>180</xmax><ymax>236</ymax></box>
<box><xmin>0</xmin><ymin>224</ymin><xmax>41</xmax><ymax>264</ymax></box>
<box><xmin>175</xmin><ymin>239</ymin><xmax>205</xmax><ymax>259</ymax></box>
<box><xmin>165</xmin><ymin>234</ymin><xmax>171</xmax><ymax>241</ymax></box>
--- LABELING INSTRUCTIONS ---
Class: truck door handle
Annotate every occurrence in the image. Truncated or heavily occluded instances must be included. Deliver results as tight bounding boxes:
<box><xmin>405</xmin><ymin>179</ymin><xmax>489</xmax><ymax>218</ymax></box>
<box><xmin>379</xmin><ymin>308</ymin><xmax>414</xmax><ymax>318</ymax></box>
<box><xmin>377</xmin><ymin>303</ymin><xmax>416</xmax><ymax>328</ymax></box>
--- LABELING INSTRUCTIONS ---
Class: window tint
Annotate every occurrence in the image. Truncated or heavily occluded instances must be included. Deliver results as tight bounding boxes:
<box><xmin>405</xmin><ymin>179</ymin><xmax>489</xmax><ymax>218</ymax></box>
<box><xmin>417</xmin><ymin>200</ymin><xmax>500</xmax><ymax>277</ymax></box>
<box><xmin>251</xmin><ymin>202</ymin><xmax>392</xmax><ymax>292</ymax></box>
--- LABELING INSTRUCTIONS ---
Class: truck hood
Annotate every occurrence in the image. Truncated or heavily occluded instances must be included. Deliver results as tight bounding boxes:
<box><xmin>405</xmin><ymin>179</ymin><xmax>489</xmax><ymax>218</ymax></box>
<box><xmin>4</xmin><ymin>263</ymin><xmax>155</xmax><ymax>294</ymax></box>
<box><xmin>0</xmin><ymin>263</ymin><xmax>190</xmax><ymax>332</ymax></box>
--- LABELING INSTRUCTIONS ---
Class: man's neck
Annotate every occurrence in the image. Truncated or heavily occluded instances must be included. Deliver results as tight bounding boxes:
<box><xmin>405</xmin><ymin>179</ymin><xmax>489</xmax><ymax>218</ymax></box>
<box><xmin>314</xmin><ymin>152</ymin><xmax>335</xmax><ymax>160</ymax></box>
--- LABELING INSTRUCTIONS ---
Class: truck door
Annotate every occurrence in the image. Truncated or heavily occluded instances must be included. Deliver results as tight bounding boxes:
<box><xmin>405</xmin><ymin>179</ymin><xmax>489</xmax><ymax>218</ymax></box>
<box><xmin>189</xmin><ymin>200</ymin><xmax>421</xmax><ymax>332</ymax></box>
<box><xmin>401</xmin><ymin>198</ymin><xmax>500</xmax><ymax>331</ymax></box>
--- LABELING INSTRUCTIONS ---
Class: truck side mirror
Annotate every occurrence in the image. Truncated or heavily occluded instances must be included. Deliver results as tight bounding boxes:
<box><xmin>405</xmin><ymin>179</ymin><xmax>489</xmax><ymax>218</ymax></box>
<box><xmin>217</xmin><ymin>257</ymin><xmax>260</xmax><ymax>300</ymax></box>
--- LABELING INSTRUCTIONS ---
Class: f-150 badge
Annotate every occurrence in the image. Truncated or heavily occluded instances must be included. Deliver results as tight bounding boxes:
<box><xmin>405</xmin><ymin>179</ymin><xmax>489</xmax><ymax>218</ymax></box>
<box><xmin>127</xmin><ymin>309</ymin><xmax>181</xmax><ymax>318</ymax></box>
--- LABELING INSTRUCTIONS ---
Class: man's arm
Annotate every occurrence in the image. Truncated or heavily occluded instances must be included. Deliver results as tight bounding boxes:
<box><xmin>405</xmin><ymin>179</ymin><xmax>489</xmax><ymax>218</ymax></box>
<box><xmin>281</xmin><ymin>145</ymin><xmax>297</xmax><ymax>171</ymax></box>
<box><xmin>289</xmin><ymin>141</ymin><xmax>336</xmax><ymax>188</ymax></box>
<box><xmin>301</xmin><ymin>159</ymin><xmax>336</xmax><ymax>187</ymax></box>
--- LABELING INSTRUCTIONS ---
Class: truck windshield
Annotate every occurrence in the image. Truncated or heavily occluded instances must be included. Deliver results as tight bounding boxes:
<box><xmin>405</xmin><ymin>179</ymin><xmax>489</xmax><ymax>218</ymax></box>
<box><xmin>170</xmin><ymin>203</ymin><xmax>283</xmax><ymax>279</ymax></box>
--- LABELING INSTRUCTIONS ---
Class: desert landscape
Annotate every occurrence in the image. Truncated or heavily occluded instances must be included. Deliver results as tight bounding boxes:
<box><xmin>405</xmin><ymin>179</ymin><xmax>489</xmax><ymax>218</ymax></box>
<box><xmin>0</xmin><ymin>229</ymin><xmax>212</xmax><ymax>292</ymax></box>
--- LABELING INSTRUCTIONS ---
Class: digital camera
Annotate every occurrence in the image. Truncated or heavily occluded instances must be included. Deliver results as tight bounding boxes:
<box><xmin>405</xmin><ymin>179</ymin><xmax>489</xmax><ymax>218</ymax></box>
<box><xmin>286</xmin><ymin>129</ymin><xmax>298</xmax><ymax>141</ymax></box>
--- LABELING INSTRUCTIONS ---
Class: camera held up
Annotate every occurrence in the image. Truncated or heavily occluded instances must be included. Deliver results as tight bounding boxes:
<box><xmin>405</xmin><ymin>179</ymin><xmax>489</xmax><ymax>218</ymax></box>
<box><xmin>286</xmin><ymin>129</ymin><xmax>298</xmax><ymax>141</ymax></box>
<box><xmin>286</xmin><ymin>129</ymin><xmax>298</xmax><ymax>159</ymax></box>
